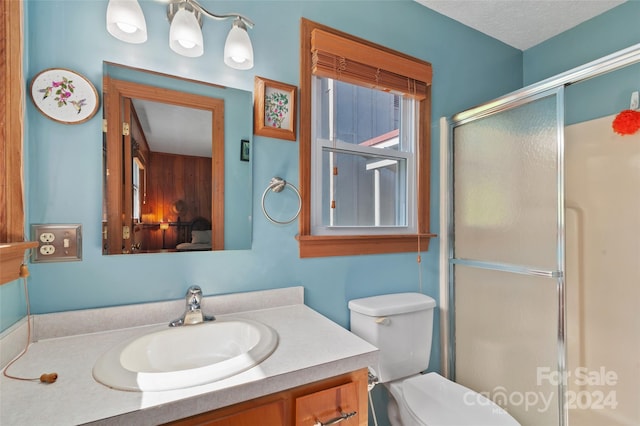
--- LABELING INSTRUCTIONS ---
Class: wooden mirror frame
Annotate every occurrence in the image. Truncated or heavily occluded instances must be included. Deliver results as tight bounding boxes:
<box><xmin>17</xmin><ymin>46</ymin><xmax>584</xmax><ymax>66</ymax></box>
<box><xmin>103</xmin><ymin>76</ymin><xmax>225</xmax><ymax>254</ymax></box>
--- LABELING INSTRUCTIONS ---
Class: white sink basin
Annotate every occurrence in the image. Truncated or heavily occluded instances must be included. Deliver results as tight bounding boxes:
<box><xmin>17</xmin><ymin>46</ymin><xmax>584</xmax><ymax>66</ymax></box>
<box><xmin>93</xmin><ymin>318</ymin><xmax>278</xmax><ymax>391</ymax></box>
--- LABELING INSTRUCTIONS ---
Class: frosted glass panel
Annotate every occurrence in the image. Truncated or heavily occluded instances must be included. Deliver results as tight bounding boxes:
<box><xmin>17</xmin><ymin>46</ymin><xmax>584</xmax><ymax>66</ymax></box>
<box><xmin>454</xmin><ymin>265</ymin><xmax>559</xmax><ymax>426</ymax></box>
<box><xmin>453</xmin><ymin>95</ymin><xmax>559</xmax><ymax>270</ymax></box>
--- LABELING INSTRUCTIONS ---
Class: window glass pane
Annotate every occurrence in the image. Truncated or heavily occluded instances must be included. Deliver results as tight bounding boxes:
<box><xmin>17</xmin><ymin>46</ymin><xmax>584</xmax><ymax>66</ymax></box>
<box><xmin>321</xmin><ymin>149</ymin><xmax>407</xmax><ymax>227</ymax></box>
<box><xmin>132</xmin><ymin>159</ymin><xmax>141</xmax><ymax>222</ymax></box>
<box><xmin>315</xmin><ymin>78</ymin><xmax>408</xmax><ymax>152</ymax></box>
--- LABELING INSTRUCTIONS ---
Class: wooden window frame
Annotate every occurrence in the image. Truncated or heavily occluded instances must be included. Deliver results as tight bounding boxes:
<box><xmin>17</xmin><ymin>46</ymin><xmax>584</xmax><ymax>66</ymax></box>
<box><xmin>298</xmin><ymin>18</ymin><xmax>436</xmax><ymax>258</ymax></box>
<box><xmin>0</xmin><ymin>0</ymin><xmax>38</xmax><ymax>285</ymax></box>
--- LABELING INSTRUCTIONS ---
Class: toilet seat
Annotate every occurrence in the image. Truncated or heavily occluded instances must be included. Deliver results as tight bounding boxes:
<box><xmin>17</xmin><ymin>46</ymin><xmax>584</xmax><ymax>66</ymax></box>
<box><xmin>399</xmin><ymin>373</ymin><xmax>520</xmax><ymax>426</ymax></box>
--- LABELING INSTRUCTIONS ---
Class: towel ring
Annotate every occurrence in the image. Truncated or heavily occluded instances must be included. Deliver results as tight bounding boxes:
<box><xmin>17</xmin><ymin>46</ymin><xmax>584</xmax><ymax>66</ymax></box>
<box><xmin>261</xmin><ymin>177</ymin><xmax>302</xmax><ymax>225</ymax></box>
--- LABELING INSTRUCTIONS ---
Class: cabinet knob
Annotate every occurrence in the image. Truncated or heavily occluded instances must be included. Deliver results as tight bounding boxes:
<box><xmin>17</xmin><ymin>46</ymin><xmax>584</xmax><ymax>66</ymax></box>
<box><xmin>313</xmin><ymin>410</ymin><xmax>356</xmax><ymax>426</ymax></box>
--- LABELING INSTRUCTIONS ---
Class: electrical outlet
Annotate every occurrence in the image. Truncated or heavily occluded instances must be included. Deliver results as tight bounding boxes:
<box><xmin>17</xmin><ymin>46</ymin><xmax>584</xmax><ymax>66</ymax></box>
<box><xmin>40</xmin><ymin>245</ymin><xmax>56</xmax><ymax>255</ymax></box>
<box><xmin>31</xmin><ymin>224</ymin><xmax>82</xmax><ymax>263</ymax></box>
<box><xmin>40</xmin><ymin>232</ymin><xmax>55</xmax><ymax>243</ymax></box>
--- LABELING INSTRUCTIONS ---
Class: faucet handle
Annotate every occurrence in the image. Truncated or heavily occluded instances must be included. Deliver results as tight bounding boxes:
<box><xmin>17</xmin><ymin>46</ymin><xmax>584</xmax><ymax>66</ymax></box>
<box><xmin>186</xmin><ymin>285</ymin><xmax>203</xmax><ymax>308</ymax></box>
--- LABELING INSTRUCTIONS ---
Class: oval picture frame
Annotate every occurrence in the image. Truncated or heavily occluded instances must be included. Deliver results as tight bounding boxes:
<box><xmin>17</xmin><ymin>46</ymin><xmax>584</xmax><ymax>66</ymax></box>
<box><xmin>30</xmin><ymin>68</ymin><xmax>99</xmax><ymax>125</ymax></box>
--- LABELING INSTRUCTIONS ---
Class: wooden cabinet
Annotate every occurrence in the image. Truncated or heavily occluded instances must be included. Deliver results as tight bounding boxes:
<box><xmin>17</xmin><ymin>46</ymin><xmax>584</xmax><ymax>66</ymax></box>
<box><xmin>165</xmin><ymin>368</ymin><xmax>368</xmax><ymax>426</ymax></box>
<box><xmin>295</xmin><ymin>381</ymin><xmax>359</xmax><ymax>426</ymax></box>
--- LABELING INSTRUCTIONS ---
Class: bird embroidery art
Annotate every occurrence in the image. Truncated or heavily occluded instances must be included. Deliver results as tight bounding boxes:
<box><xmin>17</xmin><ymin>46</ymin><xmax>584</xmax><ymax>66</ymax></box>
<box><xmin>37</xmin><ymin>76</ymin><xmax>85</xmax><ymax>114</ymax></box>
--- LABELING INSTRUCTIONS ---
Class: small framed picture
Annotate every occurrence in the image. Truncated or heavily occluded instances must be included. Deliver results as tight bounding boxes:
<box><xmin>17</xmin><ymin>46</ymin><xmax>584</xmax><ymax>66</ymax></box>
<box><xmin>254</xmin><ymin>76</ymin><xmax>297</xmax><ymax>141</ymax></box>
<box><xmin>240</xmin><ymin>139</ymin><xmax>250</xmax><ymax>162</ymax></box>
<box><xmin>30</xmin><ymin>68</ymin><xmax>99</xmax><ymax>124</ymax></box>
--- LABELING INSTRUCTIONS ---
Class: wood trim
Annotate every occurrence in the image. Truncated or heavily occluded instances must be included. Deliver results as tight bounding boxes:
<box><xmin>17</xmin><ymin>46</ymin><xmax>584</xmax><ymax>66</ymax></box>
<box><xmin>297</xmin><ymin>234</ymin><xmax>435</xmax><ymax>258</ymax></box>
<box><xmin>123</xmin><ymin>98</ymin><xmax>134</xmax><ymax>246</ymax></box>
<box><xmin>418</xmin><ymin>96</ymin><xmax>432</xmax><ymax>238</ymax></box>
<box><xmin>0</xmin><ymin>242</ymin><xmax>38</xmax><ymax>285</ymax></box>
<box><xmin>299</xmin><ymin>18</ymin><xmax>436</xmax><ymax>258</ymax></box>
<box><xmin>299</xmin><ymin>19</ymin><xmax>314</xmax><ymax>238</ymax></box>
<box><xmin>0</xmin><ymin>0</ymin><xmax>37</xmax><ymax>285</ymax></box>
<box><xmin>104</xmin><ymin>76</ymin><xmax>123</xmax><ymax>254</ymax></box>
<box><xmin>1</xmin><ymin>0</ymin><xmax>25</xmax><ymax>243</ymax></box>
<box><xmin>211</xmin><ymin>96</ymin><xmax>225</xmax><ymax>251</ymax></box>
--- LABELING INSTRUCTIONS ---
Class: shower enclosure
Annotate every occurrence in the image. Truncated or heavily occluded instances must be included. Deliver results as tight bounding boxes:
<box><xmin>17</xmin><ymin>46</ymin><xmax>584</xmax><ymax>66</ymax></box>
<box><xmin>442</xmin><ymin>44</ymin><xmax>640</xmax><ymax>426</ymax></box>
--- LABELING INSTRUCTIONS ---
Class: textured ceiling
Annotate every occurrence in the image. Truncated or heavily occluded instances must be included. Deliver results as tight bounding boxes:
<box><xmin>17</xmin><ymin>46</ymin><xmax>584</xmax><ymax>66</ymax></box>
<box><xmin>416</xmin><ymin>0</ymin><xmax>627</xmax><ymax>50</ymax></box>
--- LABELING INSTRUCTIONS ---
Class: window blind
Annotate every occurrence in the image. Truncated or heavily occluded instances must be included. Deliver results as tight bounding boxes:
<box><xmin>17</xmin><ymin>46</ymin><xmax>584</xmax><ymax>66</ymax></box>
<box><xmin>310</xmin><ymin>28</ymin><xmax>432</xmax><ymax>100</ymax></box>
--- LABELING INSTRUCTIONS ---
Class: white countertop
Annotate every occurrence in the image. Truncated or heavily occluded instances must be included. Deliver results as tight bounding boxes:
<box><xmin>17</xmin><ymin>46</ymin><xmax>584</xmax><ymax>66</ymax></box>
<box><xmin>0</xmin><ymin>287</ymin><xmax>378</xmax><ymax>425</ymax></box>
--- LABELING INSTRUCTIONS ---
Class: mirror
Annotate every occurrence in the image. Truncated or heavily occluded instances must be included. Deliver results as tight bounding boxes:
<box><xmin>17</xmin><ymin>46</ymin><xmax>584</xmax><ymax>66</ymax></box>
<box><xmin>102</xmin><ymin>62</ymin><xmax>252</xmax><ymax>254</ymax></box>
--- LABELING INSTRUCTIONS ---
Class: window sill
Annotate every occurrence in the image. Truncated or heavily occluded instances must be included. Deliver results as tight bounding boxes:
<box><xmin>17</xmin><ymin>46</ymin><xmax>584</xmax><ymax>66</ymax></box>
<box><xmin>0</xmin><ymin>242</ymin><xmax>38</xmax><ymax>285</ymax></box>
<box><xmin>297</xmin><ymin>233</ymin><xmax>436</xmax><ymax>258</ymax></box>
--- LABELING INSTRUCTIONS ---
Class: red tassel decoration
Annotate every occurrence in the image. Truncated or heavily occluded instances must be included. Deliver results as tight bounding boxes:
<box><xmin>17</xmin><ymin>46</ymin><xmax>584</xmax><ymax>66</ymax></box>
<box><xmin>612</xmin><ymin>109</ymin><xmax>640</xmax><ymax>135</ymax></box>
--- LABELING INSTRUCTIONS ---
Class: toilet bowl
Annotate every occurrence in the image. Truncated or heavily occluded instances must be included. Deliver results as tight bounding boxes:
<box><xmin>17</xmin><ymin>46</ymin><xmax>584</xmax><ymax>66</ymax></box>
<box><xmin>348</xmin><ymin>293</ymin><xmax>520</xmax><ymax>426</ymax></box>
<box><xmin>385</xmin><ymin>372</ymin><xmax>519</xmax><ymax>426</ymax></box>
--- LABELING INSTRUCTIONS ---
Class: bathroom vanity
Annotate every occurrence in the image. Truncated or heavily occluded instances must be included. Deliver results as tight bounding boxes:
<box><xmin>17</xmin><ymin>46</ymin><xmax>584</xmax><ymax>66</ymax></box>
<box><xmin>0</xmin><ymin>287</ymin><xmax>377</xmax><ymax>425</ymax></box>
<box><xmin>166</xmin><ymin>369</ymin><xmax>368</xmax><ymax>425</ymax></box>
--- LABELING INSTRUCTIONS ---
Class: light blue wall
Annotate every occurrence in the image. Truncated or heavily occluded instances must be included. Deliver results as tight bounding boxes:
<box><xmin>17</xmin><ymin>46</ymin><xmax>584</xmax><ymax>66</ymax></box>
<box><xmin>523</xmin><ymin>1</ymin><xmax>640</xmax><ymax>126</ymax></box>
<box><xmin>523</xmin><ymin>1</ymin><xmax>640</xmax><ymax>85</ymax></box>
<box><xmin>2</xmin><ymin>1</ymin><xmax>525</xmax><ymax>378</ymax></box>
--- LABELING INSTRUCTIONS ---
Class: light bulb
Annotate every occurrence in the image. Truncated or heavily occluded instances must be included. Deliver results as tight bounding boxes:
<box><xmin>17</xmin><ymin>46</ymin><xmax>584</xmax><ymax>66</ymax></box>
<box><xmin>224</xmin><ymin>19</ymin><xmax>254</xmax><ymax>70</ymax></box>
<box><xmin>178</xmin><ymin>39</ymin><xmax>196</xmax><ymax>49</ymax></box>
<box><xmin>169</xmin><ymin>8</ymin><xmax>203</xmax><ymax>57</ymax></box>
<box><xmin>116</xmin><ymin>21</ymin><xmax>138</xmax><ymax>34</ymax></box>
<box><xmin>106</xmin><ymin>0</ymin><xmax>147</xmax><ymax>44</ymax></box>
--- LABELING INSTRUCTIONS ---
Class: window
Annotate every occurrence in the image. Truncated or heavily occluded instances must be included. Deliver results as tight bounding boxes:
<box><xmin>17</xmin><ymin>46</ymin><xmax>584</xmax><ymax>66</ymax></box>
<box><xmin>299</xmin><ymin>19</ymin><xmax>436</xmax><ymax>257</ymax></box>
<box><xmin>312</xmin><ymin>78</ymin><xmax>416</xmax><ymax>234</ymax></box>
<box><xmin>132</xmin><ymin>157</ymin><xmax>144</xmax><ymax>223</ymax></box>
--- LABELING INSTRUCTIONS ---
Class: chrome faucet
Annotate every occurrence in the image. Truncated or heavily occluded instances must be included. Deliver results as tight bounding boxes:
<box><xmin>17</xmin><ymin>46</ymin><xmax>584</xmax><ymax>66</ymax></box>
<box><xmin>169</xmin><ymin>285</ymin><xmax>215</xmax><ymax>327</ymax></box>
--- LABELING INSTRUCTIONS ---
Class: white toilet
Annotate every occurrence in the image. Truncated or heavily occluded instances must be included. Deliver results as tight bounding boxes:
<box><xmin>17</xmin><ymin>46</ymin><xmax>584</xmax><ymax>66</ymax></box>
<box><xmin>349</xmin><ymin>292</ymin><xmax>520</xmax><ymax>426</ymax></box>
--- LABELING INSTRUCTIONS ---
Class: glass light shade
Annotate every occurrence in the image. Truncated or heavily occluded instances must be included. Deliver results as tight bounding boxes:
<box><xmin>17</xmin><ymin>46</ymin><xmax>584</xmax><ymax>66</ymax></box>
<box><xmin>169</xmin><ymin>8</ymin><xmax>204</xmax><ymax>57</ymax></box>
<box><xmin>224</xmin><ymin>21</ymin><xmax>254</xmax><ymax>70</ymax></box>
<box><xmin>106</xmin><ymin>0</ymin><xmax>147</xmax><ymax>44</ymax></box>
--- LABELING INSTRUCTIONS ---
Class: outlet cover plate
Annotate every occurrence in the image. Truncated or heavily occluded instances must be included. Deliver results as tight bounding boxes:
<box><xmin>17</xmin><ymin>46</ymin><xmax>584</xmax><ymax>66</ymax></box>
<box><xmin>31</xmin><ymin>224</ymin><xmax>82</xmax><ymax>263</ymax></box>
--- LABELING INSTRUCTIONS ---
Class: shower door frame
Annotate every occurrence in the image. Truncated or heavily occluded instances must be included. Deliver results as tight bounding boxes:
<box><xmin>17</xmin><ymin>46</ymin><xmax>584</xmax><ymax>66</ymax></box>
<box><xmin>440</xmin><ymin>42</ymin><xmax>640</xmax><ymax>426</ymax></box>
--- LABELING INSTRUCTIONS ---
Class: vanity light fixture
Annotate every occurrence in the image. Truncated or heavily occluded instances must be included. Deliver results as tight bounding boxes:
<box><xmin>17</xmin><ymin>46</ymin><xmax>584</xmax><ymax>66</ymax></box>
<box><xmin>223</xmin><ymin>18</ymin><xmax>254</xmax><ymax>70</ymax></box>
<box><xmin>106</xmin><ymin>0</ymin><xmax>148</xmax><ymax>44</ymax></box>
<box><xmin>106</xmin><ymin>0</ymin><xmax>254</xmax><ymax>69</ymax></box>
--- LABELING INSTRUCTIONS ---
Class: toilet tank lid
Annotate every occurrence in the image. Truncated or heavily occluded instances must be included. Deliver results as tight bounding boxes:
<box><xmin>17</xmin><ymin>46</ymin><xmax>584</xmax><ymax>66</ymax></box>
<box><xmin>348</xmin><ymin>293</ymin><xmax>436</xmax><ymax>316</ymax></box>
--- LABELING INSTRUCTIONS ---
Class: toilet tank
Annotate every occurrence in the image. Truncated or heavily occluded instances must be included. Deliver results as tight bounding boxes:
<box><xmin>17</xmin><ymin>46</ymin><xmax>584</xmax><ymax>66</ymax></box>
<box><xmin>349</xmin><ymin>293</ymin><xmax>436</xmax><ymax>383</ymax></box>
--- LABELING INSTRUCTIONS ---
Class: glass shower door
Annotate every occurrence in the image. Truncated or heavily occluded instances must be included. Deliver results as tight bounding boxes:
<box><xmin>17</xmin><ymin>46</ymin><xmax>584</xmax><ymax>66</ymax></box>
<box><xmin>450</xmin><ymin>90</ymin><xmax>565</xmax><ymax>426</ymax></box>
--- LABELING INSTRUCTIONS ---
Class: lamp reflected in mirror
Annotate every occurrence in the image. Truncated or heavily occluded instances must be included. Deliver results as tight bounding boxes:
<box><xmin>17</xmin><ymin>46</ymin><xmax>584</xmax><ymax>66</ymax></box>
<box><xmin>160</xmin><ymin>222</ymin><xmax>169</xmax><ymax>249</ymax></box>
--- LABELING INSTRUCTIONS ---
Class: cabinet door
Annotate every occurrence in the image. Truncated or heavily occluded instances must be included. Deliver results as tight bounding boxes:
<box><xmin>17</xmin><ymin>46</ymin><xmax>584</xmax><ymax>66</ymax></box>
<box><xmin>295</xmin><ymin>382</ymin><xmax>359</xmax><ymax>426</ymax></box>
<box><xmin>168</xmin><ymin>399</ymin><xmax>286</xmax><ymax>426</ymax></box>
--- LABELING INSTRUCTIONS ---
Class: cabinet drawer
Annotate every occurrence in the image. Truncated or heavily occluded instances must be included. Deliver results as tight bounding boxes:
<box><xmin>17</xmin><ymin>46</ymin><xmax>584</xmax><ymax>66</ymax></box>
<box><xmin>295</xmin><ymin>382</ymin><xmax>359</xmax><ymax>426</ymax></box>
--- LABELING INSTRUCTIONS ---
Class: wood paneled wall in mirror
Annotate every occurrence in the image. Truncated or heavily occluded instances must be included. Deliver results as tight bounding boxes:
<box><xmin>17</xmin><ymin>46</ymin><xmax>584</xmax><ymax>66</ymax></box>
<box><xmin>102</xmin><ymin>63</ymin><xmax>252</xmax><ymax>255</ymax></box>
